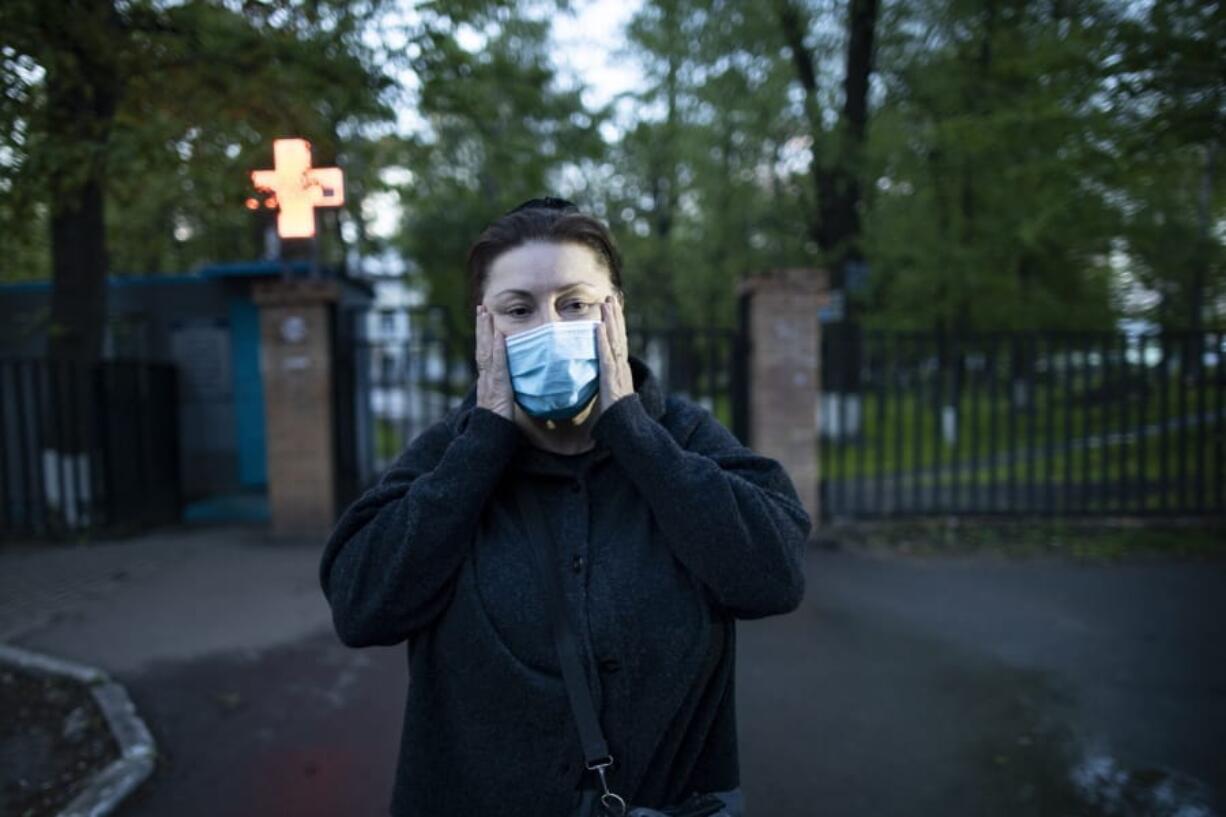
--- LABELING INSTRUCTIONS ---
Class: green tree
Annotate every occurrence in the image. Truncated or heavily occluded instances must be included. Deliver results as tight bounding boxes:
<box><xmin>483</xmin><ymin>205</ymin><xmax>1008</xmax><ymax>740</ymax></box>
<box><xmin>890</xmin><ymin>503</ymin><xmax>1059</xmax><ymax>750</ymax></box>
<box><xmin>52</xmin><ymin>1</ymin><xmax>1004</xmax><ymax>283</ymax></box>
<box><xmin>1110</xmin><ymin>0</ymin><xmax>1225</xmax><ymax>330</ymax></box>
<box><xmin>608</xmin><ymin>0</ymin><xmax>1220</xmax><ymax>335</ymax></box>
<box><xmin>0</xmin><ymin>0</ymin><xmax>393</xmax><ymax>363</ymax></box>
<box><xmin>394</xmin><ymin>5</ymin><xmax>605</xmax><ymax>332</ymax></box>
<box><xmin>609</xmin><ymin>0</ymin><xmax>814</xmax><ymax>330</ymax></box>
<box><xmin>861</xmin><ymin>0</ymin><xmax>1124</xmax><ymax>331</ymax></box>
<box><xmin>774</xmin><ymin>0</ymin><xmax>880</xmax><ymax>310</ymax></box>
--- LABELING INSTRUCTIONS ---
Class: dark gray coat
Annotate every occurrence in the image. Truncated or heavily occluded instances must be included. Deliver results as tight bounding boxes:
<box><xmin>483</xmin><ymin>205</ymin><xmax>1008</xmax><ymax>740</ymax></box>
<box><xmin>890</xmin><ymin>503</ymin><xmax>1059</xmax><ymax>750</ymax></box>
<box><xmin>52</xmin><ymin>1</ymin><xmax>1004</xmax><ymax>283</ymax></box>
<box><xmin>319</xmin><ymin>354</ymin><xmax>811</xmax><ymax>817</ymax></box>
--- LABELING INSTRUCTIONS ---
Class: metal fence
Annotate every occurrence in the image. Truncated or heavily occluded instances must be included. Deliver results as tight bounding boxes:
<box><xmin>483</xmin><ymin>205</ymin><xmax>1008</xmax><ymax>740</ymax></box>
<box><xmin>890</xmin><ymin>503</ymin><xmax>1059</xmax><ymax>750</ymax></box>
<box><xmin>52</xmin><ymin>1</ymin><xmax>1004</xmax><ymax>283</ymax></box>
<box><xmin>0</xmin><ymin>358</ymin><xmax>182</xmax><ymax>540</ymax></box>
<box><xmin>333</xmin><ymin>305</ymin><xmax>747</xmax><ymax>511</ymax></box>
<box><xmin>332</xmin><ymin>305</ymin><xmax>467</xmax><ymax>510</ymax></box>
<box><xmin>627</xmin><ymin>325</ymin><xmax>746</xmax><ymax>439</ymax></box>
<box><xmin>820</xmin><ymin>328</ymin><xmax>1225</xmax><ymax>518</ymax></box>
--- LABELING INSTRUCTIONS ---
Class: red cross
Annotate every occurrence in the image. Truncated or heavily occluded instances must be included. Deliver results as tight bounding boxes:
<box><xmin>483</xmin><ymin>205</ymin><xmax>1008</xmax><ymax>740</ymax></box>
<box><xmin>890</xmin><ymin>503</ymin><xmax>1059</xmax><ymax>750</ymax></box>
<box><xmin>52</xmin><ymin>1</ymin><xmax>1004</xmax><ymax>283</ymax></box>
<box><xmin>249</xmin><ymin>138</ymin><xmax>345</xmax><ymax>239</ymax></box>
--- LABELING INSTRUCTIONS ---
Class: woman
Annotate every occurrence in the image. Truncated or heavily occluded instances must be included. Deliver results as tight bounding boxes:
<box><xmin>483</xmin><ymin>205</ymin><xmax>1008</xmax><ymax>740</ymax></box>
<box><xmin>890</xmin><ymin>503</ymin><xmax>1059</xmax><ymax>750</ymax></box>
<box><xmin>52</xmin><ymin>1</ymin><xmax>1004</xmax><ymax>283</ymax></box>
<box><xmin>319</xmin><ymin>197</ymin><xmax>811</xmax><ymax>817</ymax></box>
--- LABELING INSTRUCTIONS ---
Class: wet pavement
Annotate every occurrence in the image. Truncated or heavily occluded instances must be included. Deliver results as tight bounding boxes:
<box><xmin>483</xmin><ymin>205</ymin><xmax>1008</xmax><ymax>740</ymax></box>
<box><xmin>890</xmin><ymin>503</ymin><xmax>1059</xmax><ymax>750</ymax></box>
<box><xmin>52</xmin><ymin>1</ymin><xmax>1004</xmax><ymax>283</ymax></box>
<box><xmin>114</xmin><ymin>629</ymin><xmax>401</xmax><ymax>817</ymax></box>
<box><xmin>739</xmin><ymin>551</ymin><xmax>1225</xmax><ymax>817</ymax></box>
<box><xmin>2</xmin><ymin>525</ymin><xmax>1223</xmax><ymax>817</ymax></box>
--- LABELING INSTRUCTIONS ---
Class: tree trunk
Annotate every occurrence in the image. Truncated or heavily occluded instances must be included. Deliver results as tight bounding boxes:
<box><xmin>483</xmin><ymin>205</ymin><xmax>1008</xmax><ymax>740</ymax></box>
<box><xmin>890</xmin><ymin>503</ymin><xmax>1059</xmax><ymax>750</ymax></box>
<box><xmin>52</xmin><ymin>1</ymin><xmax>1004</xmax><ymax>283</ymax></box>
<box><xmin>44</xmin><ymin>0</ymin><xmax>122</xmax><ymax>366</ymax></box>
<box><xmin>776</xmin><ymin>0</ymin><xmax>878</xmax><ymax>403</ymax></box>
<box><xmin>776</xmin><ymin>0</ymin><xmax>879</xmax><ymax>293</ymax></box>
<box><xmin>39</xmin><ymin>0</ymin><xmax>123</xmax><ymax>532</ymax></box>
<box><xmin>652</xmin><ymin>0</ymin><xmax>682</xmax><ymax>327</ymax></box>
<box><xmin>48</xmin><ymin>175</ymin><xmax>110</xmax><ymax>365</ymax></box>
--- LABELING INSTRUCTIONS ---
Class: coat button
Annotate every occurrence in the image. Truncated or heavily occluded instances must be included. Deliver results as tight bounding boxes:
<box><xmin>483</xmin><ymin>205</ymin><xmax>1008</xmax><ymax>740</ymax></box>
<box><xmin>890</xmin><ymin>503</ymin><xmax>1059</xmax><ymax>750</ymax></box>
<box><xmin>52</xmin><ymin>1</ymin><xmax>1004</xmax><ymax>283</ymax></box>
<box><xmin>599</xmin><ymin>657</ymin><xmax>620</xmax><ymax>673</ymax></box>
<box><xmin>571</xmin><ymin>555</ymin><xmax>585</xmax><ymax>573</ymax></box>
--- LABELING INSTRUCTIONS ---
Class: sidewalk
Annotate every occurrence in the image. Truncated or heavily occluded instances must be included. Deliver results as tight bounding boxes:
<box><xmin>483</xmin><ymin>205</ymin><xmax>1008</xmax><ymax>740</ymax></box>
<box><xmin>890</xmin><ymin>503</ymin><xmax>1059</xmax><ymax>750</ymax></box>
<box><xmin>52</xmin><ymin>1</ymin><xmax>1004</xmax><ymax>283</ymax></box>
<box><xmin>0</xmin><ymin>523</ymin><xmax>332</xmax><ymax>675</ymax></box>
<box><xmin>0</xmin><ymin>522</ymin><xmax>403</xmax><ymax>817</ymax></box>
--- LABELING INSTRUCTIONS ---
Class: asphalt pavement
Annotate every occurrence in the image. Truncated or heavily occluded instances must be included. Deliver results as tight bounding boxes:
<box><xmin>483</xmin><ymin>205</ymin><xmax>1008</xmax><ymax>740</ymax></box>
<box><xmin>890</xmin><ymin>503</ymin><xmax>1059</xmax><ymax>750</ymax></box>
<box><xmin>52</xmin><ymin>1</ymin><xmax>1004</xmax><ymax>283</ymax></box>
<box><xmin>1</xmin><ymin>523</ymin><xmax>1221</xmax><ymax>817</ymax></box>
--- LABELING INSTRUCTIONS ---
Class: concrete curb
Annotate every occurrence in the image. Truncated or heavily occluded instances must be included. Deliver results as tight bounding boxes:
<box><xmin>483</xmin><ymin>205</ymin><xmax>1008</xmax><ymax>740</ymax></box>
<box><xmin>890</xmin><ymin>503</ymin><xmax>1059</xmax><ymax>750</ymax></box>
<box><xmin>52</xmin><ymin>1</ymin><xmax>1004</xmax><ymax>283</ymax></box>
<box><xmin>0</xmin><ymin>643</ymin><xmax>156</xmax><ymax>817</ymax></box>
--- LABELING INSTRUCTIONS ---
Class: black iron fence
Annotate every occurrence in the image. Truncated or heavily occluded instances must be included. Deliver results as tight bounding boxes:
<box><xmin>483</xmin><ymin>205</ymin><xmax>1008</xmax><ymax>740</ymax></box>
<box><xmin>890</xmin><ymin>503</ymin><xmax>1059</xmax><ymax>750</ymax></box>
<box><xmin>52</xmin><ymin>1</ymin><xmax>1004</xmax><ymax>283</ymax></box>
<box><xmin>820</xmin><ymin>328</ymin><xmax>1226</xmax><ymax>518</ymax></box>
<box><xmin>333</xmin><ymin>305</ymin><xmax>465</xmax><ymax>509</ymax></box>
<box><xmin>0</xmin><ymin>358</ymin><xmax>182</xmax><ymax>540</ymax></box>
<box><xmin>333</xmin><ymin>305</ymin><xmax>747</xmax><ymax>510</ymax></box>
<box><xmin>626</xmin><ymin>325</ymin><xmax>746</xmax><ymax>439</ymax></box>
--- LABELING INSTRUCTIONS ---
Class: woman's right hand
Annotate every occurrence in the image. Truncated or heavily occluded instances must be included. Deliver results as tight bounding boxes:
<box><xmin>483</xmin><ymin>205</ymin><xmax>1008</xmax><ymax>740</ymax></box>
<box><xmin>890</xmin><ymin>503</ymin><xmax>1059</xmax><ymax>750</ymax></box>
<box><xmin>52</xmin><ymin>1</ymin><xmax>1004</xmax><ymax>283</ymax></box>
<box><xmin>475</xmin><ymin>305</ymin><xmax>515</xmax><ymax>421</ymax></box>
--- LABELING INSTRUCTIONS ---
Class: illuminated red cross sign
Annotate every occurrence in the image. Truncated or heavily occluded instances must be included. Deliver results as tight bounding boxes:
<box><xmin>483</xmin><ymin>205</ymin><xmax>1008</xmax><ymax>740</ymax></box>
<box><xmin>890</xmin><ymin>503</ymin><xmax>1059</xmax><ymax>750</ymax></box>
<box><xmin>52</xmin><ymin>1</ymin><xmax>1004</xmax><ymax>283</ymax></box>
<box><xmin>248</xmin><ymin>138</ymin><xmax>344</xmax><ymax>239</ymax></box>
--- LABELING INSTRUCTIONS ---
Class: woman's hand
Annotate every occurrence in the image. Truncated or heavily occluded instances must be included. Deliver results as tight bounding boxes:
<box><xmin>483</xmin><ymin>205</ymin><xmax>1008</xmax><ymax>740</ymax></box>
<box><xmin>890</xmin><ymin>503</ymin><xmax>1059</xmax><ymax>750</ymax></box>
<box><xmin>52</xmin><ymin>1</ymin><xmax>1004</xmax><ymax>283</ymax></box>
<box><xmin>475</xmin><ymin>305</ymin><xmax>515</xmax><ymax>421</ymax></box>
<box><xmin>597</xmin><ymin>294</ymin><xmax>635</xmax><ymax>416</ymax></box>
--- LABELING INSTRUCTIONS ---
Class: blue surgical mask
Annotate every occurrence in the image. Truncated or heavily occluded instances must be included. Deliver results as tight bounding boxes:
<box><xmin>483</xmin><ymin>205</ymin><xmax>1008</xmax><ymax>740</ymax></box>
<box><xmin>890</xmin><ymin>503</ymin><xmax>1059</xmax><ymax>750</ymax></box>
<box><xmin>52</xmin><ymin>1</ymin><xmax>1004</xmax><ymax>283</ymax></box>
<box><xmin>505</xmin><ymin>319</ymin><xmax>601</xmax><ymax>421</ymax></box>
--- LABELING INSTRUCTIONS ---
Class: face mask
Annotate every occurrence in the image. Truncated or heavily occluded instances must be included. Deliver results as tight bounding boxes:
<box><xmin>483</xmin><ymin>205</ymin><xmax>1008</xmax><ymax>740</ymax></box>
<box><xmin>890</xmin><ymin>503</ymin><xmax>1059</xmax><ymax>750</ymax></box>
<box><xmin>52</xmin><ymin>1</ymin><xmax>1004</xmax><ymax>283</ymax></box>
<box><xmin>504</xmin><ymin>319</ymin><xmax>601</xmax><ymax>421</ymax></box>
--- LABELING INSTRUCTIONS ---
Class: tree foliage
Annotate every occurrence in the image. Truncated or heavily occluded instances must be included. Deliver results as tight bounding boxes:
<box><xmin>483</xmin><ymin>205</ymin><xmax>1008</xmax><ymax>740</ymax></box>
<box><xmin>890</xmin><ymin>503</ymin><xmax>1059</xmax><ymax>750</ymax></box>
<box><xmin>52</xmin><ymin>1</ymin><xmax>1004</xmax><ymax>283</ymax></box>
<box><xmin>393</xmin><ymin>2</ymin><xmax>605</xmax><ymax>332</ymax></box>
<box><xmin>600</xmin><ymin>0</ymin><xmax>814</xmax><ymax>329</ymax></box>
<box><xmin>0</xmin><ymin>0</ymin><xmax>393</xmax><ymax>358</ymax></box>
<box><xmin>1108</xmin><ymin>0</ymin><xmax>1225</xmax><ymax>330</ymax></box>
<box><xmin>4</xmin><ymin>0</ymin><xmax>1221</xmax><ymax>344</ymax></box>
<box><xmin>600</xmin><ymin>0</ymin><xmax>1223</xmax><ymax>331</ymax></box>
<box><xmin>862</xmin><ymin>0</ymin><xmax>1127</xmax><ymax>330</ymax></box>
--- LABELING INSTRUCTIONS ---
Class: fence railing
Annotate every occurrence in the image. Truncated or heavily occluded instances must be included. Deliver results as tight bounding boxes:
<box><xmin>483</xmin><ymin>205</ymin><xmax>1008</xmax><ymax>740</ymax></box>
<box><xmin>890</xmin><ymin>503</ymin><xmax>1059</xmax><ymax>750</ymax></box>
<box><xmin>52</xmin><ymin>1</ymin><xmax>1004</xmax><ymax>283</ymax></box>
<box><xmin>820</xmin><ymin>328</ymin><xmax>1225</xmax><ymax>518</ymax></box>
<box><xmin>628</xmin><ymin>326</ymin><xmax>746</xmax><ymax>437</ymax></box>
<box><xmin>0</xmin><ymin>358</ymin><xmax>182</xmax><ymax>540</ymax></box>
<box><xmin>332</xmin><ymin>305</ymin><xmax>746</xmax><ymax>510</ymax></box>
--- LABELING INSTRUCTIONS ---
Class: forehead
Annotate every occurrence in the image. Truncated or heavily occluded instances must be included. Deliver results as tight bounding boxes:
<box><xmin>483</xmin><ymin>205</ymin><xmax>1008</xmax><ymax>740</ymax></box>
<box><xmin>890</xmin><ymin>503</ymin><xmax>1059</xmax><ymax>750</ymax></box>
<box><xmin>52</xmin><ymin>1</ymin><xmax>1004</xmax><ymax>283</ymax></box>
<box><xmin>486</xmin><ymin>241</ymin><xmax>611</xmax><ymax>298</ymax></box>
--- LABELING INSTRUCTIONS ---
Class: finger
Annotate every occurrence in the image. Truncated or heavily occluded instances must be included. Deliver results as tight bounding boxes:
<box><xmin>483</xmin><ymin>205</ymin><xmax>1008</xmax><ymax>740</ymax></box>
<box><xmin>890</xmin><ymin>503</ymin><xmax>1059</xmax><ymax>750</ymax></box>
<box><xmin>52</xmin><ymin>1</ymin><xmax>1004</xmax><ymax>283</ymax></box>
<box><xmin>596</xmin><ymin>305</ymin><xmax>613</xmax><ymax>372</ymax></box>
<box><xmin>487</xmin><ymin>313</ymin><xmax>498</xmax><ymax>369</ymax></box>
<box><xmin>605</xmin><ymin>298</ymin><xmax>623</xmax><ymax>361</ymax></box>
<box><xmin>601</xmin><ymin>298</ymin><xmax>613</xmax><ymax>351</ymax></box>
<box><xmin>476</xmin><ymin>308</ymin><xmax>491</xmax><ymax>370</ymax></box>
<box><xmin>493</xmin><ymin>325</ymin><xmax>508</xmax><ymax>377</ymax></box>
<box><xmin>607</xmin><ymin>295</ymin><xmax>624</xmax><ymax>354</ymax></box>
<box><xmin>619</xmin><ymin>299</ymin><xmax>628</xmax><ymax>352</ymax></box>
<box><xmin>604</xmin><ymin>301</ymin><xmax>616</xmax><ymax>348</ymax></box>
<box><xmin>612</xmin><ymin>296</ymin><xmax>626</xmax><ymax>353</ymax></box>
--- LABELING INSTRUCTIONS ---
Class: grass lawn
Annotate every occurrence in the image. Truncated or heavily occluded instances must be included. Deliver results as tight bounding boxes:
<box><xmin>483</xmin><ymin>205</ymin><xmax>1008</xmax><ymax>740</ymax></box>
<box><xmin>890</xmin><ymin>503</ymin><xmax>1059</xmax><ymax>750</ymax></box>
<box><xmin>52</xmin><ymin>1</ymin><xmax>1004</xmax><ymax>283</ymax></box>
<box><xmin>825</xmin><ymin>517</ymin><xmax>1226</xmax><ymax>560</ymax></box>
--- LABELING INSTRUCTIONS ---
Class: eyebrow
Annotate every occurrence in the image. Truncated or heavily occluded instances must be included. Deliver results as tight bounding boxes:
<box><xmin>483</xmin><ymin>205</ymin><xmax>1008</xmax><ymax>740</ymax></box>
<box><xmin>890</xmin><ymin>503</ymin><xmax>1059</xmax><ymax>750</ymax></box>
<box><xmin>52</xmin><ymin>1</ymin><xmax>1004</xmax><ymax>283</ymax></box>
<box><xmin>493</xmin><ymin>283</ymin><xmax>598</xmax><ymax>300</ymax></box>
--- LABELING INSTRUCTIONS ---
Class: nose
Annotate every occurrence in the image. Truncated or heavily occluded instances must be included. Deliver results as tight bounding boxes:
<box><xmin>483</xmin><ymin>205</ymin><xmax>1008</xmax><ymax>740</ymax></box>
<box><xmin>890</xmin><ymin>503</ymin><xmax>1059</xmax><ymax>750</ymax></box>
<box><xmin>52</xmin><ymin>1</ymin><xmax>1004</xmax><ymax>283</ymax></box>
<box><xmin>531</xmin><ymin>303</ymin><xmax>568</xmax><ymax>329</ymax></box>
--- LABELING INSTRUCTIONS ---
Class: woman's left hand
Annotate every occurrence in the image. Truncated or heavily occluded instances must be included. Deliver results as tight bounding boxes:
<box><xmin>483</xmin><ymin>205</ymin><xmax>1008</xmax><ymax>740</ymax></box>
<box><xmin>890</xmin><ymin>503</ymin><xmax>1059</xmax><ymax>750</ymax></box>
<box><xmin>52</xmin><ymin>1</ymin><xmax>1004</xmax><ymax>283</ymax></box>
<box><xmin>596</xmin><ymin>294</ymin><xmax>634</xmax><ymax>416</ymax></box>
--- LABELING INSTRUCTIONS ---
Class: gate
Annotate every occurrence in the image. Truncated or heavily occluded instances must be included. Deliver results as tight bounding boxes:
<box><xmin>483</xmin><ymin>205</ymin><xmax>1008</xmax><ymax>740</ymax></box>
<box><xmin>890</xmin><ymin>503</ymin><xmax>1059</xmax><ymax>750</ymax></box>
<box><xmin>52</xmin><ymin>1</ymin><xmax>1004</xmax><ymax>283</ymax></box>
<box><xmin>333</xmin><ymin>305</ymin><xmax>748</xmax><ymax>510</ymax></box>
<box><xmin>0</xmin><ymin>358</ymin><xmax>183</xmax><ymax>540</ymax></box>
<box><xmin>820</xmin><ymin>328</ymin><xmax>1226</xmax><ymax>518</ymax></box>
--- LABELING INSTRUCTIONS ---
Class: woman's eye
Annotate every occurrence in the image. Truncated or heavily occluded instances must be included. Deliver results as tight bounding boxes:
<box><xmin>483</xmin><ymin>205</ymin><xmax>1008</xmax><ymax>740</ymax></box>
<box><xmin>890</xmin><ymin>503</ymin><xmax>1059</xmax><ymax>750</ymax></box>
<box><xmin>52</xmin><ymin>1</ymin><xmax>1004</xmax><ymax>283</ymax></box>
<box><xmin>505</xmin><ymin>302</ymin><xmax>588</xmax><ymax>317</ymax></box>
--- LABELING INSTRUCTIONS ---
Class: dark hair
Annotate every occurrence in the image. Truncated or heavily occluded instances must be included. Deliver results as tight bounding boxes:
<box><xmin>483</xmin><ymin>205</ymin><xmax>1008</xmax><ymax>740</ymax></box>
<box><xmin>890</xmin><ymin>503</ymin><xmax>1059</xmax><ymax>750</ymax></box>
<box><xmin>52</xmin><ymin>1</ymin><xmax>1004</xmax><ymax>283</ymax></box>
<box><xmin>466</xmin><ymin>197</ymin><xmax>624</xmax><ymax>311</ymax></box>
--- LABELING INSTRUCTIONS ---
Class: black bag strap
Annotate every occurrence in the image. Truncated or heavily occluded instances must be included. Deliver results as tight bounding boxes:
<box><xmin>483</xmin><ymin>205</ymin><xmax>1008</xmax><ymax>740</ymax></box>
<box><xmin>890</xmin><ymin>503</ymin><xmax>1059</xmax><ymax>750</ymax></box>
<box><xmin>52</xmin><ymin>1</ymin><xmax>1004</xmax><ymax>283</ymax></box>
<box><xmin>513</xmin><ymin>480</ymin><xmax>627</xmax><ymax>816</ymax></box>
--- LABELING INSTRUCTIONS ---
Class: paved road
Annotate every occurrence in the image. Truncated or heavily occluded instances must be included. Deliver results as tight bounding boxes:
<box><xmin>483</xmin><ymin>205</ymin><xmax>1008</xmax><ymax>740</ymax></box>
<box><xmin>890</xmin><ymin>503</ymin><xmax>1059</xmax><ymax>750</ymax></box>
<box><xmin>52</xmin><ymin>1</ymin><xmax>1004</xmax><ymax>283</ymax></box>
<box><xmin>739</xmin><ymin>550</ymin><xmax>1225</xmax><ymax>817</ymax></box>
<box><xmin>3</xmin><ymin>526</ymin><xmax>1223</xmax><ymax>816</ymax></box>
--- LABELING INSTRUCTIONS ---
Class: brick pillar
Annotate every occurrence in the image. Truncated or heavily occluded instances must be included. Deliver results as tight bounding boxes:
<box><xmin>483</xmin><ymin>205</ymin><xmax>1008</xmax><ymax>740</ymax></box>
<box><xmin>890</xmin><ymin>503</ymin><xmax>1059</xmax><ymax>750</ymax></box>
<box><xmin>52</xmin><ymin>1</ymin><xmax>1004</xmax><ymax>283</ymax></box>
<box><xmin>251</xmin><ymin>278</ymin><xmax>340</xmax><ymax>538</ymax></box>
<box><xmin>738</xmin><ymin>268</ymin><xmax>826</xmax><ymax>528</ymax></box>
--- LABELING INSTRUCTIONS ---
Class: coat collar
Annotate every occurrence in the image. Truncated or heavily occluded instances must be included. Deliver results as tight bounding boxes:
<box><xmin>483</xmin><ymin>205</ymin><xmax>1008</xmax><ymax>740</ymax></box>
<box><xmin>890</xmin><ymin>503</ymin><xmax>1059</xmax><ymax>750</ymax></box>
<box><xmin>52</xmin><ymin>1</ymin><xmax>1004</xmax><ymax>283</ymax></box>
<box><xmin>451</xmin><ymin>353</ymin><xmax>665</xmax><ymax>478</ymax></box>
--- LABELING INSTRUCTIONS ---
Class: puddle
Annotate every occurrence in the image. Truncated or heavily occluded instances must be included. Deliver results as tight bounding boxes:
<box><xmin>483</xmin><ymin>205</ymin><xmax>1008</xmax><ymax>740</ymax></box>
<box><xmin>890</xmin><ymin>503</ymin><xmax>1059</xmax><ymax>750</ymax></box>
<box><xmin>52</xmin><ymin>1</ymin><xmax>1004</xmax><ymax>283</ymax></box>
<box><xmin>1069</xmin><ymin>752</ymin><xmax>1218</xmax><ymax>817</ymax></box>
<box><xmin>969</xmin><ymin>676</ymin><xmax>1220</xmax><ymax>817</ymax></box>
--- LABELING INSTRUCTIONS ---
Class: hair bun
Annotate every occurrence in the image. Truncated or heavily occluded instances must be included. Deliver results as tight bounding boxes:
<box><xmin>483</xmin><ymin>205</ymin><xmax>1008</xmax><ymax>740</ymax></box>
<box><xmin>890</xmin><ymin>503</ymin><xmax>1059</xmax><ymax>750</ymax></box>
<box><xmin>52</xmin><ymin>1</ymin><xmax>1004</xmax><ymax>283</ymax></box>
<box><xmin>505</xmin><ymin>196</ymin><xmax>578</xmax><ymax>215</ymax></box>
